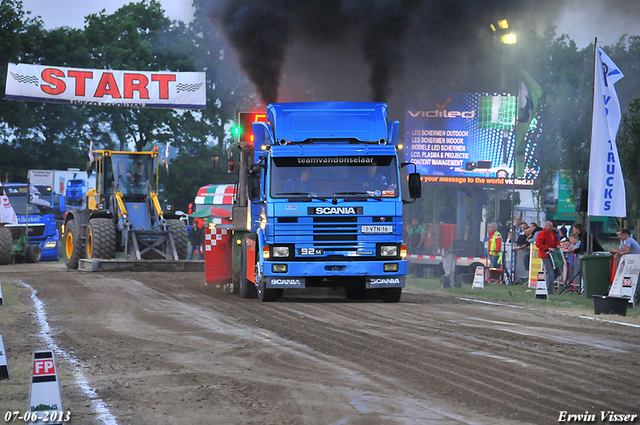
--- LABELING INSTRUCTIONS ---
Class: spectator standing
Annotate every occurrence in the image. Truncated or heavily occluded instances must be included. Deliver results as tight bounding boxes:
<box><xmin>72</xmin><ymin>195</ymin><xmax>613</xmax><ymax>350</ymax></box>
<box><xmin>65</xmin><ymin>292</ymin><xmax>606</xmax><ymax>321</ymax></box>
<box><xmin>199</xmin><ymin>218</ymin><xmax>210</xmax><ymax>260</ymax></box>
<box><xmin>609</xmin><ymin>228</ymin><xmax>640</xmax><ymax>263</ymax></box>
<box><xmin>188</xmin><ymin>221</ymin><xmax>203</xmax><ymax>260</ymax></box>
<box><xmin>407</xmin><ymin>217</ymin><xmax>425</xmax><ymax>278</ymax></box>
<box><xmin>536</xmin><ymin>220</ymin><xmax>561</xmax><ymax>294</ymax></box>
<box><xmin>487</xmin><ymin>222</ymin><xmax>502</xmax><ymax>269</ymax></box>
<box><xmin>572</xmin><ymin>223</ymin><xmax>604</xmax><ymax>253</ymax></box>
<box><xmin>422</xmin><ymin>222</ymin><xmax>434</xmax><ymax>255</ymax></box>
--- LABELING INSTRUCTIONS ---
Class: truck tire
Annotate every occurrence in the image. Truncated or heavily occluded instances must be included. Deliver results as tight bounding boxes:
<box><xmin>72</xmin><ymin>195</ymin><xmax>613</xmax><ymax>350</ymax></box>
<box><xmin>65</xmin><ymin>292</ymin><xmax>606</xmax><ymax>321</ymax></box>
<box><xmin>344</xmin><ymin>285</ymin><xmax>367</xmax><ymax>300</ymax></box>
<box><xmin>64</xmin><ymin>219</ymin><xmax>83</xmax><ymax>269</ymax></box>
<box><xmin>239</xmin><ymin>238</ymin><xmax>257</xmax><ymax>299</ymax></box>
<box><xmin>257</xmin><ymin>278</ymin><xmax>282</xmax><ymax>302</ymax></box>
<box><xmin>166</xmin><ymin>219</ymin><xmax>188</xmax><ymax>260</ymax></box>
<box><xmin>26</xmin><ymin>245</ymin><xmax>41</xmax><ymax>263</ymax></box>
<box><xmin>0</xmin><ymin>227</ymin><xmax>13</xmax><ymax>265</ymax></box>
<box><xmin>380</xmin><ymin>287</ymin><xmax>402</xmax><ymax>303</ymax></box>
<box><xmin>86</xmin><ymin>218</ymin><xmax>116</xmax><ymax>259</ymax></box>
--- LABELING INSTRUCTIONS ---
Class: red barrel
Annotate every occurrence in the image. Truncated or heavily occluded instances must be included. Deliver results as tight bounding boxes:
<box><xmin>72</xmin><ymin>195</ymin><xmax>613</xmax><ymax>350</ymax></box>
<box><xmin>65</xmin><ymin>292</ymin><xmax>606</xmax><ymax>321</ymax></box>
<box><xmin>204</xmin><ymin>226</ymin><xmax>233</xmax><ymax>284</ymax></box>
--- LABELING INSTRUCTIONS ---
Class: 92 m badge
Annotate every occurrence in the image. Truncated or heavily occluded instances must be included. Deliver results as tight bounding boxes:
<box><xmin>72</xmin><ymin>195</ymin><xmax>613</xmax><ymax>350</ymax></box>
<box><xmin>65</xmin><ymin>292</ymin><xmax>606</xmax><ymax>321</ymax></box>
<box><xmin>298</xmin><ymin>248</ymin><xmax>324</xmax><ymax>256</ymax></box>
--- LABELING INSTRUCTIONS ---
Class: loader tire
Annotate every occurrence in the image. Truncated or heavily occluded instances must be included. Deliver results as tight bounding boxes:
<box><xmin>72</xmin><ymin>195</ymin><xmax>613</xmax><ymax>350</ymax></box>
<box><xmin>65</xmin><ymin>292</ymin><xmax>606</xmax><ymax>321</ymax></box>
<box><xmin>64</xmin><ymin>220</ymin><xmax>83</xmax><ymax>269</ymax></box>
<box><xmin>166</xmin><ymin>219</ymin><xmax>188</xmax><ymax>260</ymax></box>
<box><xmin>86</xmin><ymin>218</ymin><xmax>116</xmax><ymax>259</ymax></box>
<box><xmin>0</xmin><ymin>227</ymin><xmax>13</xmax><ymax>265</ymax></box>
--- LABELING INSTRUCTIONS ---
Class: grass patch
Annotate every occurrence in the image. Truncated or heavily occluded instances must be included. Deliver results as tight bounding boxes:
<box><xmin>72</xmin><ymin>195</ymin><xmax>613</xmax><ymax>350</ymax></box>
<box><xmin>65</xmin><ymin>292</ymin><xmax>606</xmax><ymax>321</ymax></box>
<box><xmin>406</xmin><ymin>276</ymin><xmax>640</xmax><ymax>320</ymax></box>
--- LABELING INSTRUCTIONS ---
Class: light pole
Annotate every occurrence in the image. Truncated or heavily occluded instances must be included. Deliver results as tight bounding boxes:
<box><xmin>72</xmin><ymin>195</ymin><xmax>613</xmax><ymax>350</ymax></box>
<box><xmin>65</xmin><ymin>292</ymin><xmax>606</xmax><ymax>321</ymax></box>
<box><xmin>490</xmin><ymin>19</ymin><xmax>517</xmax><ymax>227</ymax></box>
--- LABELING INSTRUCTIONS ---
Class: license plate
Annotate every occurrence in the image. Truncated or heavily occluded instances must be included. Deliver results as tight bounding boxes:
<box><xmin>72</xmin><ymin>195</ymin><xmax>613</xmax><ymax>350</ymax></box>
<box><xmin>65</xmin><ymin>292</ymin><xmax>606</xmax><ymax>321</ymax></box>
<box><xmin>361</xmin><ymin>225</ymin><xmax>393</xmax><ymax>234</ymax></box>
<box><xmin>297</xmin><ymin>248</ymin><xmax>324</xmax><ymax>256</ymax></box>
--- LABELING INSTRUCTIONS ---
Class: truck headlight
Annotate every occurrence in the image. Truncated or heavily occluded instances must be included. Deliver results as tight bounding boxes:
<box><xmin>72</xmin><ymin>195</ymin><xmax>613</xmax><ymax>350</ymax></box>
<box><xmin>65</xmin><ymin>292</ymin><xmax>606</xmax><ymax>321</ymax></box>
<box><xmin>272</xmin><ymin>246</ymin><xmax>289</xmax><ymax>258</ymax></box>
<box><xmin>272</xmin><ymin>264</ymin><xmax>288</xmax><ymax>273</ymax></box>
<box><xmin>380</xmin><ymin>245</ymin><xmax>398</xmax><ymax>257</ymax></box>
<box><xmin>44</xmin><ymin>241</ymin><xmax>57</xmax><ymax>248</ymax></box>
<box><xmin>384</xmin><ymin>263</ymin><xmax>399</xmax><ymax>272</ymax></box>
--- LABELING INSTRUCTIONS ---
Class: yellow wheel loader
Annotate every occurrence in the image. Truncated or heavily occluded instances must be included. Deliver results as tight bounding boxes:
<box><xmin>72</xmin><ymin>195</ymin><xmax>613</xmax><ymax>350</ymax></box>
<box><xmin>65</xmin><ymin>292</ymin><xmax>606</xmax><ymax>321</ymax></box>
<box><xmin>63</xmin><ymin>149</ymin><xmax>187</xmax><ymax>269</ymax></box>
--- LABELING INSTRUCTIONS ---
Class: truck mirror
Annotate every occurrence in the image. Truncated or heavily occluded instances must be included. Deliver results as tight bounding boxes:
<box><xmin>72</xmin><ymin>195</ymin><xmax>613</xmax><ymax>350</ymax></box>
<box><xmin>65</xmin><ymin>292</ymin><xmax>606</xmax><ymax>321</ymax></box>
<box><xmin>248</xmin><ymin>164</ymin><xmax>262</xmax><ymax>201</ymax></box>
<box><xmin>58</xmin><ymin>194</ymin><xmax>65</xmax><ymax>213</ymax></box>
<box><xmin>408</xmin><ymin>172</ymin><xmax>421</xmax><ymax>199</ymax></box>
<box><xmin>248</xmin><ymin>174</ymin><xmax>261</xmax><ymax>201</ymax></box>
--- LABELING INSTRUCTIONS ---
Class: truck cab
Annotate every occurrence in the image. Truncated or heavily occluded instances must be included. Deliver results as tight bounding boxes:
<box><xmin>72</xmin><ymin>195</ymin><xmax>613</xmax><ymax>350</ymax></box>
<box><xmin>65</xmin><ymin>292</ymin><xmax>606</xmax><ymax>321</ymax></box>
<box><xmin>235</xmin><ymin>102</ymin><xmax>420</xmax><ymax>302</ymax></box>
<box><xmin>2</xmin><ymin>183</ymin><xmax>59</xmax><ymax>261</ymax></box>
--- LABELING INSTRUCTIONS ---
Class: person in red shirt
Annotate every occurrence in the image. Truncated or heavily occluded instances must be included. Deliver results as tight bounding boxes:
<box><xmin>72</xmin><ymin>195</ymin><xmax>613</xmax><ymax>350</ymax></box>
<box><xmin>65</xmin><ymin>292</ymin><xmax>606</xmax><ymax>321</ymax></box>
<box><xmin>536</xmin><ymin>220</ymin><xmax>561</xmax><ymax>294</ymax></box>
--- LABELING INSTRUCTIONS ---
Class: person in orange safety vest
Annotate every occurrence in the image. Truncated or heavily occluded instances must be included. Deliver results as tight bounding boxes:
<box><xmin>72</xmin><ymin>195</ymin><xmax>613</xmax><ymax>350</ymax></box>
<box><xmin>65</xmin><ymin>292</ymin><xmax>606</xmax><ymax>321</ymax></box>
<box><xmin>487</xmin><ymin>222</ymin><xmax>502</xmax><ymax>269</ymax></box>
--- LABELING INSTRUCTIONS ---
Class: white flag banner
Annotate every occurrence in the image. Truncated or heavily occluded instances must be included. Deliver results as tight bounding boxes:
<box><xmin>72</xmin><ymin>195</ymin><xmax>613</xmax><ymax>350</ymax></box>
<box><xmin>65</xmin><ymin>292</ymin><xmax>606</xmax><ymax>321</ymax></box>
<box><xmin>0</xmin><ymin>184</ymin><xmax>18</xmax><ymax>225</ymax></box>
<box><xmin>28</xmin><ymin>184</ymin><xmax>51</xmax><ymax>207</ymax></box>
<box><xmin>5</xmin><ymin>63</ymin><xmax>206</xmax><ymax>109</ymax></box>
<box><xmin>588</xmin><ymin>46</ymin><xmax>626</xmax><ymax>217</ymax></box>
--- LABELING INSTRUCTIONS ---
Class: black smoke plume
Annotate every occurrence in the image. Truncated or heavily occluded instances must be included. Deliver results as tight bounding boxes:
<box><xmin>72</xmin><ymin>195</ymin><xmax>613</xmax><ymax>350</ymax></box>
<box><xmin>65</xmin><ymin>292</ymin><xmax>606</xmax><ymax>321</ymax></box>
<box><xmin>205</xmin><ymin>0</ymin><xmax>563</xmax><ymax>105</ymax></box>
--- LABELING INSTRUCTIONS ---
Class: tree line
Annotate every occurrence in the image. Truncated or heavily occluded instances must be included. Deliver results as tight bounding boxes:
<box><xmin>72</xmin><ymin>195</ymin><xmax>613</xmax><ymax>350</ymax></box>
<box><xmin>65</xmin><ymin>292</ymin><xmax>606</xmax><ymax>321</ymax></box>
<box><xmin>1</xmin><ymin>0</ymin><xmax>640</xmax><ymax>224</ymax></box>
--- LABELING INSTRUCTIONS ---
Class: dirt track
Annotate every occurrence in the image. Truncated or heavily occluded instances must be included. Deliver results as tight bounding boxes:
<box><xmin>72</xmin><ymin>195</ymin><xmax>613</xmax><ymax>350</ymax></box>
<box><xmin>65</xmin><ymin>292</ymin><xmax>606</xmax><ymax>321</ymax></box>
<box><xmin>1</xmin><ymin>262</ymin><xmax>639</xmax><ymax>424</ymax></box>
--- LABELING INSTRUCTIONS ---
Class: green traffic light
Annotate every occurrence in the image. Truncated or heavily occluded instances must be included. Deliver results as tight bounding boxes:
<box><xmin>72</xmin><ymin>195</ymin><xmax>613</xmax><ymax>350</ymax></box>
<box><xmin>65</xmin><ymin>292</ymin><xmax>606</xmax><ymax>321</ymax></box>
<box><xmin>232</xmin><ymin>125</ymin><xmax>241</xmax><ymax>136</ymax></box>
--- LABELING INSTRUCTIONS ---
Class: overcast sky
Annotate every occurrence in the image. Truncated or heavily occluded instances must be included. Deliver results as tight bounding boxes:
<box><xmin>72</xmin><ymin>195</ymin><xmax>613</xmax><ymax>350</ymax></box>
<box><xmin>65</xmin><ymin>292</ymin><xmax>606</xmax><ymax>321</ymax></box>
<box><xmin>20</xmin><ymin>0</ymin><xmax>640</xmax><ymax>48</ymax></box>
<box><xmin>21</xmin><ymin>0</ymin><xmax>195</xmax><ymax>30</ymax></box>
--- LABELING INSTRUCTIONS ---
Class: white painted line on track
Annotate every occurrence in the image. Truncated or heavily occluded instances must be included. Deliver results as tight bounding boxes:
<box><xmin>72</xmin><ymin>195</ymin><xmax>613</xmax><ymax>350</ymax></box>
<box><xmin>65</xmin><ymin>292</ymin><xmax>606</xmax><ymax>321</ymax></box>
<box><xmin>457</xmin><ymin>296</ymin><xmax>640</xmax><ymax>328</ymax></box>
<box><xmin>19</xmin><ymin>280</ymin><xmax>120</xmax><ymax>425</ymax></box>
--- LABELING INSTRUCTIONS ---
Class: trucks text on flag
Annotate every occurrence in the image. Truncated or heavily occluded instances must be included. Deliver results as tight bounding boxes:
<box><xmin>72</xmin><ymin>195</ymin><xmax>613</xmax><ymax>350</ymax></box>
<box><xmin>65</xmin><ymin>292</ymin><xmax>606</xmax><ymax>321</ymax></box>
<box><xmin>5</xmin><ymin>63</ymin><xmax>206</xmax><ymax>109</ymax></box>
<box><xmin>588</xmin><ymin>46</ymin><xmax>626</xmax><ymax>217</ymax></box>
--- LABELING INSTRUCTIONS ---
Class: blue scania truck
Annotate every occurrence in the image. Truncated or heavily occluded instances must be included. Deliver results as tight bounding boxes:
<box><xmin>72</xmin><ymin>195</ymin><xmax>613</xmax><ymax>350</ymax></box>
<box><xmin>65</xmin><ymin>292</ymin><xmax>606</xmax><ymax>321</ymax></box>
<box><xmin>232</xmin><ymin>102</ymin><xmax>421</xmax><ymax>302</ymax></box>
<box><xmin>3</xmin><ymin>183</ymin><xmax>60</xmax><ymax>261</ymax></box>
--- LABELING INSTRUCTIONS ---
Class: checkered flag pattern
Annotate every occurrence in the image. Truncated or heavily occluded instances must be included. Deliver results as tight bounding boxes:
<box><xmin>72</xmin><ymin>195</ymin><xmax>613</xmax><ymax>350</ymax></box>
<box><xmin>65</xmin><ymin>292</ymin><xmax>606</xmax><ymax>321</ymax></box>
<box><xmin>204</xmin><ymin>228</ymin><xmax>228</xmax><ymax>251</ymax></box>
<box><xmin>10</xmin><ymin>72</ymin><xmax>39</xmax><ymax>86</ymax></box>
<box><xmin>176</xmin><ymin>82</ymin><xmax>204</xmax><ymax>93</ymax></box>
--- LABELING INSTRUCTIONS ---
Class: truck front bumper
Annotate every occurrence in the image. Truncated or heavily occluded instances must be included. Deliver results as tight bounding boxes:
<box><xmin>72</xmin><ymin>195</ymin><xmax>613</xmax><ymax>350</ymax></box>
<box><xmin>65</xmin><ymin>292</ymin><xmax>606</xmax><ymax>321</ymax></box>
<box><xmin>263</xmin><ymin>259</ymin><xmax>407</xmax><ymax>288</ymax></box>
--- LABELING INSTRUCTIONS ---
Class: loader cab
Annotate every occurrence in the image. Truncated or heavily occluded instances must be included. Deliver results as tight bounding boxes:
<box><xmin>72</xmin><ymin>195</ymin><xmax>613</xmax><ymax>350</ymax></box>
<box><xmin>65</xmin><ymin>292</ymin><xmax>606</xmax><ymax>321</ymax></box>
<box><xmin>109</xmin><ymin>154</ymin><xmax>153</xmax><ymax>197</ymax></box>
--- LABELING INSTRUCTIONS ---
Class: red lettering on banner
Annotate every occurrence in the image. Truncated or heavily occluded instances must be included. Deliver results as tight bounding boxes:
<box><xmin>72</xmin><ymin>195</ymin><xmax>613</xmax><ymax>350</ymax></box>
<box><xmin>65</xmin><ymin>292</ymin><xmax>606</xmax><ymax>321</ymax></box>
<box><xmin>152</xmin><ymin>74</ymin><xmax>176</xmax><ymax>99</ymax></box>
<box><xmin>41</xmin><ymin>68</ymin><xmax>66</xmax><ymax>95</ymax></box>
<box><xmin>94</xmin><ymin>73</ymin><xmax>121</xmax><ymax>98</ymax></box>
<box><xmin>124</xmin><ymin>73</ymin><xmax>150</xmax><ymax>99</ymax></box>
<box><xmin>33</xmin><ymin>359</ymin><xmax>55</xmax><ymax>375</ymax></box>
<box><xmin>68</xmin><ymin>70</ymin><xmax>93</xmax><ymax>96</ymax></box>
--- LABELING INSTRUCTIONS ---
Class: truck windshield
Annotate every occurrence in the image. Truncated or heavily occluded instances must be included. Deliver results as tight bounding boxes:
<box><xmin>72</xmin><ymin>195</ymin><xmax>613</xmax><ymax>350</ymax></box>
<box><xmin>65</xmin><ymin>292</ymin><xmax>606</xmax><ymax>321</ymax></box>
<box><xmin>4</xmin><ymin>185</ymin><xmax>53</xmax><ymax>215</ymax></box>
<box><xmin>270</xmin><ymin>156</ymin><xmax>399</xmax><ymax>199</ymax></box>
<box><xmin>111</xmin><ymin>154</ymin><xmax>153</xmax><ymax>195</ymax></box>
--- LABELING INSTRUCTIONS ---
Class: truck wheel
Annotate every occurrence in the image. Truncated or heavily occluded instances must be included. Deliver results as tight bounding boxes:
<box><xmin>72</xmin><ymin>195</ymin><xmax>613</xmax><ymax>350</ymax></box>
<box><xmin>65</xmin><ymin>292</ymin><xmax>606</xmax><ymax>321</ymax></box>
<box><xmin>0</xmin><ymin>227</ymin><xmax>13</xmax><ymax>265</ymax></box>
<box><xmin>344</xmin><ymin>285</ymin><xmax>367</xmax><ymax>300</ymax></box>
<box><xmin>26</xmin><ymin>245</ymin><xmax>41</xmax><ymax>263</ymax></box>
<box><xmin>166</xmin><ymin>219</ymin><xmax>188</xmax><ymax>260</ymax></box>
<box><xmin>63</xmin><ymin>220</ymin><xmax>83</xmax><ymax>269</ymax></box>
<box><xmin>239</xmin><ymin>238</ymin><xmax>257</xmax><ymax>298</ymax></box>
<box><xmin>380</xmin><ymin>287</ymin><xmax>402</xmax><ymax>303</ymax></box>
<box><xmin>257</xmin><ymin>278</ymin><xmax>282</xmax><ymax>302</ymax></box>
<box><xmin>86</xmin><ymin>218</ymin><xmax>116</xmax><ymax>259</ymax></box>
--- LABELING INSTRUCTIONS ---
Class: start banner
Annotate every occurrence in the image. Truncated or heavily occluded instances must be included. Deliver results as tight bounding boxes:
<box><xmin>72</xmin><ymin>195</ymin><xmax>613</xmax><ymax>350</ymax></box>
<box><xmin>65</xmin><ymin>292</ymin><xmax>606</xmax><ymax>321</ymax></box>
<box><xmin>5</xmin><ymin>63</ymin><xmax>206</xmax><ymax>109</ymax></box>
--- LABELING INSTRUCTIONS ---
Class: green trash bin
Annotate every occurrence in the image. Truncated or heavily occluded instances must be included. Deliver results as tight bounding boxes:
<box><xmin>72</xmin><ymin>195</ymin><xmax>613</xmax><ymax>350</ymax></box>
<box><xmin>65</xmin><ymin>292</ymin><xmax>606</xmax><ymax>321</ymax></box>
<box><xmin>580</xmin><ymin>253</ymin><xmax>612</xmax><ymax>298</ymax></box>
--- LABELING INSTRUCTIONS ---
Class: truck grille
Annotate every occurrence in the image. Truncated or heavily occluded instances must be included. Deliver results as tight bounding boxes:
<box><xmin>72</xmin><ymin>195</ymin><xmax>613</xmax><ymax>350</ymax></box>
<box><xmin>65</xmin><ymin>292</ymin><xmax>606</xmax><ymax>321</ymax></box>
<box><xmin>274</xmin><ymin>215</ymin><xmax>396</xmax><ymax>251</ymax></box>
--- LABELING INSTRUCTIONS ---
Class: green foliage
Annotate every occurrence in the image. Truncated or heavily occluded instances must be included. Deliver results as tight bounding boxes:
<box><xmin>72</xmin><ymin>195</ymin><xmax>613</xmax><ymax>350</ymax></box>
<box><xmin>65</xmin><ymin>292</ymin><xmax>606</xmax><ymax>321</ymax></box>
<box><xmin>619</xmin><ymin>97</ymin><xmax>640</xmax><ymax>228</ymax></box>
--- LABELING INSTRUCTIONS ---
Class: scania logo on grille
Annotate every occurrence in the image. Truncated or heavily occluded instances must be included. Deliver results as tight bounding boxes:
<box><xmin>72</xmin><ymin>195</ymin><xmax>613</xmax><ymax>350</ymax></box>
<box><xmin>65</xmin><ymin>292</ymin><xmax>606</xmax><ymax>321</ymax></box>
<box><xmin>309</xmin><ymin>207</ymin><xmax>363</xmax><ymax>215</ymax></box>
<box><xmin>271</xmin><ymin>279</ymin><xmax>301</xmax><ymax>285</ymax></box>
<box><xmin>371</xmin><ymin>278</ymin><xmax>400</xmax><ymax>284</ymax></box>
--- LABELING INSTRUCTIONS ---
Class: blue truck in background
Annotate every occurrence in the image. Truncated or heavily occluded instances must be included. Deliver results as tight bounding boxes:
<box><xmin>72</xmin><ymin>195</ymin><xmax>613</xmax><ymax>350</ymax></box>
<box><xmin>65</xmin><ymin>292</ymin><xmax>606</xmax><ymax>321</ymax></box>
<box><xmin>232</xmin><ymin>102</ymin><xmax>421</xmax><ymax>302</ymax></box>
<box><xmin>3</xmin><ymin>184</ymin><xmax>60</xmax><ymax>261</ymax></box>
